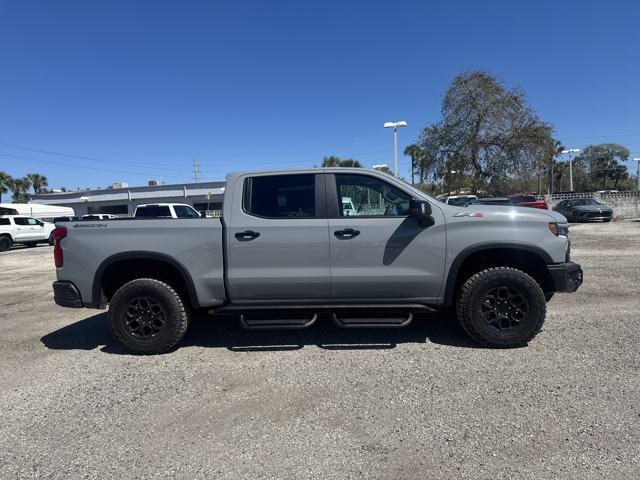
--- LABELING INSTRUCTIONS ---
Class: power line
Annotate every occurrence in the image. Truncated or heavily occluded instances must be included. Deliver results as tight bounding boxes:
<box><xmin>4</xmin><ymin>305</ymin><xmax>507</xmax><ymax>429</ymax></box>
<box><xmin>0</xmin><ymin>152</ymin><xmax>193</xmax><ymax>181</ymax></box>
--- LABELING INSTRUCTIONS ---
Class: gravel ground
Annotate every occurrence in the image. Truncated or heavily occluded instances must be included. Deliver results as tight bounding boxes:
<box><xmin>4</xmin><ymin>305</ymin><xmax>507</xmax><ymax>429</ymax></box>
<box><xmin>1</xmin><ymin>221</ymin><xmax>639</xmax><ymax>479</ymax></box>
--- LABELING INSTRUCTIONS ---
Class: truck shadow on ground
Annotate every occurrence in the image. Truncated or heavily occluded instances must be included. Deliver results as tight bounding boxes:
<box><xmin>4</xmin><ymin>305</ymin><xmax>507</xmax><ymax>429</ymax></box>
<box><xmin>41</xmin><ymin>311</ymin><xmax>483</xmax><ymax>354</ymax></box>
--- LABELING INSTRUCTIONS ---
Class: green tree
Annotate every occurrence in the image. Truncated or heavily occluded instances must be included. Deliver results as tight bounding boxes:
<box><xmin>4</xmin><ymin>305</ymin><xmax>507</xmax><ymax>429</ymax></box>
<box><xmin>417</xmin><ymin>71</ymin><xmax>555</xmax><ymax>193</ymax></box>
<box><xmin>26</xmin><ymin>173</ymin><xmax>48</xmax><ymax>194</ymax></box>
<box><xmin>9</xmin><ymin>177</ymin><xmax>32</xmax><ymax>203</ymax></box>
<box><xmin>373</xmin><ymin>164</ymin><xmax>392</xmax><ymax>174</ymax></box>
<box><xmin>574</xmin><ymin>144</ymin><xmax>630</xmax><ymax>190</ymax></box>
<box><xmin>0</xmin><ymin>171</ymin><xmax>13</xmax><ymax>203</ymax></box>
<box><xmin>321</xmin><ymin>156</ymin><xmax>362</xmax><ymax>168</ymax></box>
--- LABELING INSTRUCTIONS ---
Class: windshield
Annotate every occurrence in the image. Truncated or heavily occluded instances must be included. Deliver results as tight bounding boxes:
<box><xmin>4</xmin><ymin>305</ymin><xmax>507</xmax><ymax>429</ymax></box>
<box><xmin>573</xmin><ymin>198</ymin><xmax>601</xmax><ymax>206</ymax></box>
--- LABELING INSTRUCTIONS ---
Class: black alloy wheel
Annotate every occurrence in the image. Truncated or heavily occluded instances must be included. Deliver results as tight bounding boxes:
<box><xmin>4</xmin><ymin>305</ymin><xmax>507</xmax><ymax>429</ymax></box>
<box><xmin>122</xmin><ymin>296</ymin><xmax>167</xmax><ymax>340</ymax></box>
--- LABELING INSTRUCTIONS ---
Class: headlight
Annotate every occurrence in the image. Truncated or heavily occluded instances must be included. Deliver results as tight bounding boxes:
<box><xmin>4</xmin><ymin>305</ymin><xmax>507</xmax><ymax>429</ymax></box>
<box><xmin>549</xmin><ymin>222</ymin><xmax>569</xmax><ymax>238</ymax></box>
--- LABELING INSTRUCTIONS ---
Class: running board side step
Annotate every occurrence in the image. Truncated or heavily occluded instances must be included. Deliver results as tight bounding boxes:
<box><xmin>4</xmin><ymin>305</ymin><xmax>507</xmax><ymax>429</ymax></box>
<box><xmin>209</xmin><ymin>304</ymin><xmax>438</xmax><ymax>330</ymax></box>
<box><xmin>239</xmin><ymin>312</ymin><xmax>318</xmax><ymax>330</ymax></box>
<box><xmin>332</xmin><ymin>311</ymin><xmax>413</xmax><ymax>328</ymax></box>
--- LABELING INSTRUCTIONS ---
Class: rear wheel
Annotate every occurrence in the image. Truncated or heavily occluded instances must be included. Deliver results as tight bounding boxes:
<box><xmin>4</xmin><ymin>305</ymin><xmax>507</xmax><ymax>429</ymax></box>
<box><xmin>109</xmin><ymin>278</ymin><xmax>190</xmax><ymax>354</ymax></box>
<box><xmin>48</xmin><ymin>233</ymin><xmax>55</xmax><ymax>245</ymax></box>
<box><xmin>456</xmin><ymin>267</ymin><xmax>546</xmax><ymax>348</ymax></box>
<box><xmin>0</xmin><ymin>236</ymin><xmax>12</xmax><ymax>252</ymax></box>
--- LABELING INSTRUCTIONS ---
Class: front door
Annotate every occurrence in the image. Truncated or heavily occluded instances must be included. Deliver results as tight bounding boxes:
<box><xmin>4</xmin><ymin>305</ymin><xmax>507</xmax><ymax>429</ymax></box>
<box><xmin>225</xmin><ymin>173</ymin><xmax>331</xmax><ymax>302</ymax></box>
<box><xmin>12</xmin><ymin>217</ymin><xmax>36</xmax><ymax>241</ymax></box>
<box><xmin>327</xmin><ymin>172</ymin><xmax>446</xmax><ymax>304</ymax></box>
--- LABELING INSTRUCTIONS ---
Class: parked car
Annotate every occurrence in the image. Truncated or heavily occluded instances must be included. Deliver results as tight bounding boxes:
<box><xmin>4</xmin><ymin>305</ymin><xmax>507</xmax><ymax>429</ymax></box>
<box><xmin>82</xmin><ymin>214</ymin><xmax>118</xmax><ymax>220</ymax></box>
<box><xmin>0</xmin><ymin>215</ymin><xmax>56</xmax><ymax>251</ymax></box>
<box><xmin>51</xmin><ymin>168</ymin><xmax>583</xmax><ymax>354</ymax></box>
<box><xmin>438</xmin><ymin>195</ymin><xmax>478</xmax><ymax>207</ymax></box>
<box><xmin>134</xmin><ymin>203</ymin><xmax>201</xmax><ymax>219</ymax></box>
<box><xmin>509</xmin><ymin>194</ymin><xmax>548</xmax><ymax>210</ymax></box>
<box><xmin>553</xmin><ymin>198</ymin><xmax>613</xmax><ymax>222</ymax></box>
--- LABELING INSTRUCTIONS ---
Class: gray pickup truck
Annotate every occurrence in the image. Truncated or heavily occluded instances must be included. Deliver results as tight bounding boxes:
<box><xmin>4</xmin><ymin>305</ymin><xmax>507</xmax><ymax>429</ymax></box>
<box><xmin>51</xmin><ymin>168</ymin><xmax>583</xmax><ymax>353</ymax></box>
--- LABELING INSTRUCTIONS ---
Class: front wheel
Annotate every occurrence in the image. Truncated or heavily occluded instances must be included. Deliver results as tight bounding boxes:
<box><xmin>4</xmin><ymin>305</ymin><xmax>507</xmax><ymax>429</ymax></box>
<box><xmin>0</xmin><ymin>236</ymin><xmax>12</xmax><ymax>252</ymax></box>
<box><xmin>109</xmin><ymin>278</ymin><xmax>190</xmax><ymax>354</ymax></box>
<box><xmin>456</xmin><ymin>267</ymin><xmax>546</xmax><ymax>348</ymax></box>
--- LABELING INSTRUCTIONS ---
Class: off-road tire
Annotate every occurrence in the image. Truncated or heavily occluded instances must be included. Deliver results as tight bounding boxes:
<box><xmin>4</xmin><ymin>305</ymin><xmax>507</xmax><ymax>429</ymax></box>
<box><xmin>0</xmin><ymin>236</ymin><xmax>12</xmax><ymax>252</ymax></box>
<box><xmin>109</xmin><ymin>278</ymin><xmax>190</xmax><ymax>354</ymax></box>
<box><xmin>456</xmin><ymin>267</ymin><xmax>546</xmax><ymax>348</ymax></box>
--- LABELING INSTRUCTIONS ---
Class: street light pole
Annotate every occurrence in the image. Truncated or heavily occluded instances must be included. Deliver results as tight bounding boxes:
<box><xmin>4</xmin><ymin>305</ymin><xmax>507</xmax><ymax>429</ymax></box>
<box><xmin>561</xmin><ymin>148</ymin><xmax>581</xmax><ymax>192</ymax></box>
<box><xmin>384</xmin><ymin>121</ymin><xmax>407</xmax><ymax>176</ymax></box>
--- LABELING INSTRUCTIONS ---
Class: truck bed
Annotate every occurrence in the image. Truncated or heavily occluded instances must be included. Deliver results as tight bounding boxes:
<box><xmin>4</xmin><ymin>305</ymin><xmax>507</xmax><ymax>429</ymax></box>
<box><xmin>57</xmin><ymin>218</ymin><xmax>226</xmax><ymax>308</ymax></box>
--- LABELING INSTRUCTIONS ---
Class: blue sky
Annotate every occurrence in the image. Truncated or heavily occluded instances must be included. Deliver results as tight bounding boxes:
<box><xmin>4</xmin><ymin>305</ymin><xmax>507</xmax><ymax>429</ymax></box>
<box><xmin>0</xmin><ymin>0</ymin><xmax>638</xmax><ymax>190</ymax></box>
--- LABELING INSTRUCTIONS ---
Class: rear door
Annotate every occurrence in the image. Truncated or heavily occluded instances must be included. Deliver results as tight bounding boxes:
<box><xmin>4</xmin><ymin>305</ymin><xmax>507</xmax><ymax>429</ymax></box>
<box><xmin>225</xmin><ymin>173</ymin><xmax>331</xmax><ymax>301</ymax></box>
<box><xmin>327</xmin><ymin>172</ymin><xmax>446</xmax><ymax>303</ymax></box>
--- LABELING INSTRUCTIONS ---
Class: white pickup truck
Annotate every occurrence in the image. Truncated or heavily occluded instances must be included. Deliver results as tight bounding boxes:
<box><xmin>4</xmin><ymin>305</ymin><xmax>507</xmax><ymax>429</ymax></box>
<box><xmin>0</xmin><ymin>215</ymin><xmax>56</xmax><ymax>251</ymax></box>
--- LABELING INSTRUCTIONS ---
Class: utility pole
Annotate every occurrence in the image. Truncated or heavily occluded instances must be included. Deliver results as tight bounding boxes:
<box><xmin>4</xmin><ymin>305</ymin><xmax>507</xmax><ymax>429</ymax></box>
<box><xmin>634</xmin><ymin>158</ymin><xmax>640</xmax><ymax>191</ymax></box>
<box><xmin>192</xmin><ymin>158</ymin><xmax>200</xmax><ymax>183</ymax></box>
<box><xmin>561</xmin><ymin>149</ymin><xmax>581</xmax><ymax>192</ymax></box>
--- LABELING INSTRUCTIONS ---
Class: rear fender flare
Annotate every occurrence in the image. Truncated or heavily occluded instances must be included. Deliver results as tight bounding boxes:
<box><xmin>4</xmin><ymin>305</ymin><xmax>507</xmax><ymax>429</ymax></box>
<box><xmin>91</xmin><ymin>251</ymin><xmax>199</xmax><ymax>308</ymax></box>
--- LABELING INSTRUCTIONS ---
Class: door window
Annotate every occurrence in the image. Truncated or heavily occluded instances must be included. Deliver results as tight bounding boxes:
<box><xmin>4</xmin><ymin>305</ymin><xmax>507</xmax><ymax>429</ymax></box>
<box><xmin>244</xmin><ymin>174</ymin><xmax>315</xmax><ymax>218</ymax></box>
<box><xmin>13</xmin><ymin>218</ymin><xmax>30</xmax><ymax>226</ymax></box>
<box><xmin>334</xmin><ymin>174</ymin><xmax>411</xmax><ymax>216</ymax></box>
<box><xmin>173</xmin><ymin>206</ymin><xmax>200</xmax><ymax>218</ymax></box>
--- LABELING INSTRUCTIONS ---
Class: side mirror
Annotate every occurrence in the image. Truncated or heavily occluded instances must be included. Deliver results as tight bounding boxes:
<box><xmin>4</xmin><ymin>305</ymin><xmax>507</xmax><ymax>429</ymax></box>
<box><xmin>409</xmin><ymin>199</ymin><xmax>434</xmax><ymax>227</ymax></box>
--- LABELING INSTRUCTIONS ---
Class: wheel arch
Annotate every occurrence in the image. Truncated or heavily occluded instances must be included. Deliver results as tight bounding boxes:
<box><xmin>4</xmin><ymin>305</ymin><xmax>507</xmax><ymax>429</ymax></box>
<box><xmin>91</xmin><ymin>252</ymin><xmax>199</xmax><ymax>308</ymax></box>
<box><xmin>444</xmin><ymin>242</ymin><xmax>554</xmax><ymax>307</ymax></box>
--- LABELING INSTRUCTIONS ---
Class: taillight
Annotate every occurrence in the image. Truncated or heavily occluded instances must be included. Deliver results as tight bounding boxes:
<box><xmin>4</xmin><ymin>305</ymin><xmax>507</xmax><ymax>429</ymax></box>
<box><xmin>52</xmin><ymin>227</ymin><xmax>67</xmax><ymax>267</ymax></box>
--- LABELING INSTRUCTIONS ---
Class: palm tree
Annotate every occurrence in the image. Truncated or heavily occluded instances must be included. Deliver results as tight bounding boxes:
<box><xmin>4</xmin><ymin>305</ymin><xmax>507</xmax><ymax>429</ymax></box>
<box><xmin>404</xmin><ymin>144</ymin><xmax>425</xmax><ymax>185</ymax></box>
<box><xmin>26</xmin><ymin>173</ymin><xmax>48</xmax><ymax>194</ymax></box>
<box><xmin>0</xmin><ymin>171</ymin><xmax>12</xmax><ymax>203</ymax></box>
<box><xmin>321</xmin><ymin>156</ymin><xmax>362</xmax><ymax>168</ymax></box>
<box><xmin>9</xmin><ymin>178</ymin><xmax>32</xmax><ymax>203</ymax></box>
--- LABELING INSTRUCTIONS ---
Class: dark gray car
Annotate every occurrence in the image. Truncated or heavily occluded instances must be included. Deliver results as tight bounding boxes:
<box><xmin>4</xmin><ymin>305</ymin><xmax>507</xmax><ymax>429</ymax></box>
<box><xmin>553</xmin><ymin>198</ymin><xmax>613</xmax><ymax>222</ymax></box>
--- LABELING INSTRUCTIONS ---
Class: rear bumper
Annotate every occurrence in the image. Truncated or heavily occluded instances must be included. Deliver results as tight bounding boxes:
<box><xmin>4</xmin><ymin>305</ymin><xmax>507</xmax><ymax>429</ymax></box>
<box><xmin>53</xmin><ymin>281</ymin><xmax>84</xmax><ymax>308</ymax></box>
<box><xmin>547</xmin><ymin>261</ymin><xmax>583</xmax><ymax>293</ymax></box>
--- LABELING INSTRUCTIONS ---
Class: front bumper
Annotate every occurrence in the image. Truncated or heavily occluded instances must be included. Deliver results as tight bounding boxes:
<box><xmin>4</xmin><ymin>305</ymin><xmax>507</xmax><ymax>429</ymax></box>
<box><xmin>53</xmin><ymin>281</ymin><xmax>83</xmax><ymax>308</ymax></box>
<box><xmin>547</xmin><ymin>261</ymin><xmax>583</xmax><ymax>293</ymax></box>
<box><xmin>578</xmin><ymin>210</ymin><xmax>612</xmax><ymax>221</ymax></box>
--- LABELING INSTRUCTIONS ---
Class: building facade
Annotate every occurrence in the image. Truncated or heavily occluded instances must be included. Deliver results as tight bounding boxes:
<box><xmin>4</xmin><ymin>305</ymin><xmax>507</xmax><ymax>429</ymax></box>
<box><xmin>31</xmin><ymin>181</ymin><xmax>226</xmax><ymax>217</ymax></box>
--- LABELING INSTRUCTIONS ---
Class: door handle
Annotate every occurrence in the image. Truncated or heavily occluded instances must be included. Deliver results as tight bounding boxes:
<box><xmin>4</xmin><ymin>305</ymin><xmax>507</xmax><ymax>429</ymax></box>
<box><xmin>235</xmin><ymin>230</ymin><xmax>260</xmax><ymax>241</ymax></box>
<box><xmin>334</xmin><ymin>228</ymin><xmax>360</xmax><ymax>239</ymax></box>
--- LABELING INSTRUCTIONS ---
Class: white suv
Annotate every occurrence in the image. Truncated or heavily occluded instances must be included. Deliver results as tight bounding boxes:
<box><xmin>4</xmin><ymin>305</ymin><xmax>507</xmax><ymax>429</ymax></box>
<box><xmin>0</xmin><ymin>215</ymin><xmax>56</xmax><ymax>252</ymax></box>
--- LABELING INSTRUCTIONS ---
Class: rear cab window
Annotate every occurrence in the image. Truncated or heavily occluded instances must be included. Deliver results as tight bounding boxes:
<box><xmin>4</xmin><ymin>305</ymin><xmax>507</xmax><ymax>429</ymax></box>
<box><xmin>0</xmin><ymin>218</ymin><xmax>10</xmax><ymax>225</ymax></box>
<box><xmin>135</xmin><ymin>206</ymin><xmax>172</xmax><ymax>218</ymax></box>
<box><xmin>243</xmin><ymin>174</ymin><xmax>316</xmax><ymax>218</ymax></box>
